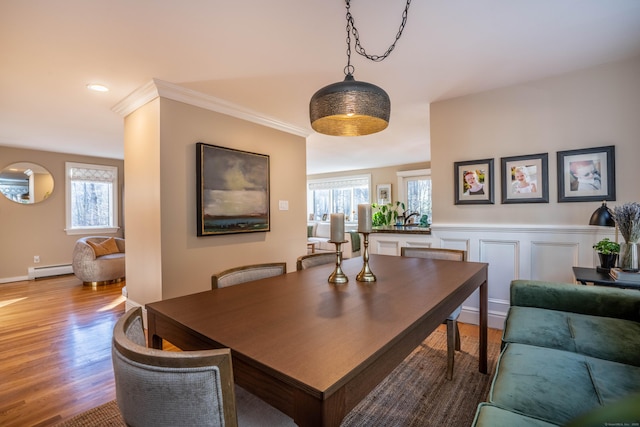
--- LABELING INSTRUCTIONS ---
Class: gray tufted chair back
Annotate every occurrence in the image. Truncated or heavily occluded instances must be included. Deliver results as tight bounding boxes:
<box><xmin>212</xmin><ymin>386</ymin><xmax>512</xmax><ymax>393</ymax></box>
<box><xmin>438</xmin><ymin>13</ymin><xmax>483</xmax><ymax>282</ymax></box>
<box><xmin>211</xmin><ymin>263</ymin><xmax>287</xmax><ymax>289</ymax></box>
<box><xmin>112</xmin><ymin>307</ymin><xmax>238</xmax><ymax>427</ymax></box>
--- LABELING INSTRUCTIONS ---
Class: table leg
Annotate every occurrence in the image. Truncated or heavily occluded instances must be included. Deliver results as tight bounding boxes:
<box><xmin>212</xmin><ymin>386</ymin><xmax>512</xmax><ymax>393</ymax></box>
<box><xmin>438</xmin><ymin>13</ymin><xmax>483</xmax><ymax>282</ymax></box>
<box><xmin>293</xmin><ymin>387</ymin><xmax>345</xmax><ymax>427</ymax></box>
<box><xmin>146</xmin><ymin>311</ymin><xmax>163</xmax><ymax>349</ymax></box>
<box><xmin>479</xmin><ymin>279</ymin><xmax>488</xmax><ymax>374</ymax></box>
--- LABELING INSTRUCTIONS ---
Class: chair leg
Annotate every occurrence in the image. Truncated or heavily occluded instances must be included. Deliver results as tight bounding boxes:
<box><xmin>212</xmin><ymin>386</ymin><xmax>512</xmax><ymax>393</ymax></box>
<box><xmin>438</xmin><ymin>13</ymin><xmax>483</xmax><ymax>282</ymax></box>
<box><xmin>446</xmin><ymin>318</ymin><xmax>456</xmax><ymax>380</ymax></box>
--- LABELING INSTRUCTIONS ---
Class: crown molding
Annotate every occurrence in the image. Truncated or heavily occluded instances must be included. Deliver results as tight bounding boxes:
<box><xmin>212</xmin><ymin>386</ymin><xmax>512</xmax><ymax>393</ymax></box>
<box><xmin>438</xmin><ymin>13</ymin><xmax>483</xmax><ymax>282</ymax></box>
<box><xmin>112</xmin><ymin>78</ymin><xmax>310</xmax><ymax>138</ymax></box>
<box><xmin>111</xmin><ymin>80</ymin><xmax>160</xmax><ymax>117</ymax></box>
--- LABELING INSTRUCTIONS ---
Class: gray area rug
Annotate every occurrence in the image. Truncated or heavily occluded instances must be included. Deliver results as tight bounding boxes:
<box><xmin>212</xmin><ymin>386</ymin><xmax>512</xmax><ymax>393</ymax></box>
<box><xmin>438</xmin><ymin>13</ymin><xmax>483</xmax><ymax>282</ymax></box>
<box><xmin>55</xmin><ymin>330</ymin><xmax>499</xmax><ymax>426</ymax></box>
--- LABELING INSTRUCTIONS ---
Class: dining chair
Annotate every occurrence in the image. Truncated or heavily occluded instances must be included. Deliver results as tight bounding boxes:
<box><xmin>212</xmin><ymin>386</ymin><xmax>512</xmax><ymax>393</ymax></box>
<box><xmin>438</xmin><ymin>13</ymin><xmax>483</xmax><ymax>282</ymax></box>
<box><xmin>113</xmin><ymin>307</ymin><xmax>295</xmax><ymax>426</ymax></box>
<box><xmin>296</xmin><ymin>252</ymin><xmax>336</xmax><ymax>271</ymax></box>
<box><xmin>401</xmin><ymin>247</ymin><xmax>467</xmax><ymax>380</ymax></box>
<box><xmin>112</xmin><ymin>307</ymin><xmax>239</xmax><ymax>426</ymax></box>
<box><xmin>211</xmin><ymin>262</ymin><xmax>287</xmax><ymax>289</ymax></box>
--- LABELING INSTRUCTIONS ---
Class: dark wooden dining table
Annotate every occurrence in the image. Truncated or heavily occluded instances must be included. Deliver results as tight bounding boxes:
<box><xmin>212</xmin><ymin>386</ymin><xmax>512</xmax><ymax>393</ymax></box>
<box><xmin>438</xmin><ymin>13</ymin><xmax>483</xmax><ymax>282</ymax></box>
<box><xmin>146</xmin><ymin>254</ymin><xmax>489</xmax><ymax>427</ymax></box>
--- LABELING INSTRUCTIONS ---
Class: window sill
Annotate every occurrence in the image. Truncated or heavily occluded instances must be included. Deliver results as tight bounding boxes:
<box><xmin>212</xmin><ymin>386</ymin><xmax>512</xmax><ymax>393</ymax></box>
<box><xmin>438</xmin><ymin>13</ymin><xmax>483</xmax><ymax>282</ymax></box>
<box><xmin>65</xmin><ymin>227</ymin><xmax>120</xmax><ymax>236</ymax></box>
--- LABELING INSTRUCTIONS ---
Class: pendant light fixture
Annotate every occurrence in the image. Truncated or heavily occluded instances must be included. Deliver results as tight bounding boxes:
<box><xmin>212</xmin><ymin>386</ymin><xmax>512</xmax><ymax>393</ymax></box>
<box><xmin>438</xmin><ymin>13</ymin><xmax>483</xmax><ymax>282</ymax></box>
<box><xmin>309</xmin><ymin>0</ymin><xmax>412</xmax><ymax>137</ymax></box>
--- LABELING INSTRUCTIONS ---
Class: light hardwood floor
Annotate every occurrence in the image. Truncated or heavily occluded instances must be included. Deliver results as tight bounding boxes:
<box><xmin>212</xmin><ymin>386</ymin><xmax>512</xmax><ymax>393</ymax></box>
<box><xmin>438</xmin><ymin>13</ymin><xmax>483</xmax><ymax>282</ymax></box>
<box><xmin>0</xmin><ymin>275</ymin><xmax>125</xmax><ymax>427</ymax></box>
<box><xmin>0</xmin><ymin>274</ymin><xmax>501</xmax><ymax>427</ymax></box>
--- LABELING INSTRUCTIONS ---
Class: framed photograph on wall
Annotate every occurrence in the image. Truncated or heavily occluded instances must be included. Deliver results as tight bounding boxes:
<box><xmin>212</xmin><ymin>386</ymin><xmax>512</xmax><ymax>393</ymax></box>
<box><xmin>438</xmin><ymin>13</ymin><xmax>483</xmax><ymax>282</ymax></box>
<box><xmin>196</xmin><ymin>142</ymin><xmax>270</xmax><ymax>236</ymax></box>
<box><xmin>501</xmin><ymin>153</ymin><xmax>549</xmax><ymax>204</ymax></box>
<box><xmin>377</xmin><ymin>183</ymin><xmax>391</xmax><ymax>204</ymax></box>
<box><xmin>557</xmin><ymin>145</ymin><xmax>615</xmax><ymax>203</ymax></box>
<box><xmin>454</xmin><ymin>158</ymin><xmax>494</xmax><ymax>205</ymax></box>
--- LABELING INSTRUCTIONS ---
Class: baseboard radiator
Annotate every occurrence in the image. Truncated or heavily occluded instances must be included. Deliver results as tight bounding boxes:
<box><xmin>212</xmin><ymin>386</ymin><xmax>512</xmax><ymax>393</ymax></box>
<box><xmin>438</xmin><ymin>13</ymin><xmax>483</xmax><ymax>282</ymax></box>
<box><xmin>28</xmin><ymin>264</ymin><xmax>73</xmax><ymax>280</ymax></box>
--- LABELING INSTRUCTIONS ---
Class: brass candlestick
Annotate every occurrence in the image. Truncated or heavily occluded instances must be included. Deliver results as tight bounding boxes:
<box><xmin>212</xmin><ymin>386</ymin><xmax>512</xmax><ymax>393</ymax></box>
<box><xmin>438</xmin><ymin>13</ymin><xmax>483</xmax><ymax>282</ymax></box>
<box><xmin>356</xmin><ymin>232</ymin><xmax>376</xmax><ymax>282</ymax></box>
<box><xmin>327</xmin><ymin>240</ymin><xmax>348</xmax><ymax>284</ymax></box>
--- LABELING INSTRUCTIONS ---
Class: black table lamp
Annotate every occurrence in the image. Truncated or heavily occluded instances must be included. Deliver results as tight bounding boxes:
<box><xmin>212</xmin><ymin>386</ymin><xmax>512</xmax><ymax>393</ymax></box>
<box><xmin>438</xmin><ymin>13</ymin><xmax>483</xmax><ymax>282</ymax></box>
<box><xmin>589</xmin><ymin>202</ymin><xmax>615</xmax><ymax>227</ymax></box>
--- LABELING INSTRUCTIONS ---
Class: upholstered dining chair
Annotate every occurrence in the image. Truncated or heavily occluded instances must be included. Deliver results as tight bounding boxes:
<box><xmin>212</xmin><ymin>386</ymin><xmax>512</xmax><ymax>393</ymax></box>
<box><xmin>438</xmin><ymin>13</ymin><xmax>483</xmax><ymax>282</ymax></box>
<box><xmin>211</xmin><ymin>262</ymin><xmax>287</xmax><ymax>289</ymax></box>
<box><xmin>401</xmin><ymin>247</ymin><xmax>467</xmax><ymax>380</ymax></box>
<box><xmin>296</xmin><ymin>252</ymin><xmax>336</xmax><ymax>271</ymax></box>
<box><xmin>111</xmin><ymin>307</ymin><xmax>239</xmax><ymax>427</ymax></box>
<box><xmin>113</xmin><ymin>308</ymin><xmax>295</xmax><ymax>427</ymax></box>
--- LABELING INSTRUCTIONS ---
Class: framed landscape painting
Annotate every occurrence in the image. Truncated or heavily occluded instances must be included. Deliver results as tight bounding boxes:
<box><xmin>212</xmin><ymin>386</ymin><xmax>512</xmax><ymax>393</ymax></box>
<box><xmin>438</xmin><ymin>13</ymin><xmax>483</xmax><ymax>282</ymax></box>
<box><xmin>557</xmin><ymin>145</ymin><xmax>615</xmax><ymax>203</ymax></box>
<box><xmin>454</xmin><ymin>158</ymin><xmax>494</xmax><ymax>205</ymax></box>
<box><xmin>196</xmin><ymin>143</ymin><xmax>270</xmax><ymax>236</ymax></box>
<box><xmin>501</xmin><ymin>153</ymin><xmax>549</xmax><ymax>204</ymax></box>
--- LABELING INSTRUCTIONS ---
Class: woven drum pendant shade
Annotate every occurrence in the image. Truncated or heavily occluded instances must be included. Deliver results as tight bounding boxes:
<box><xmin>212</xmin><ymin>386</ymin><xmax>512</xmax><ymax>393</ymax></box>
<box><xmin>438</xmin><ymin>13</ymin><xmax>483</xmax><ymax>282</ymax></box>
<box><xmin>310</xmin><ymin>74</ymin><xmax>390</xmax><ymax>136</ymax></box>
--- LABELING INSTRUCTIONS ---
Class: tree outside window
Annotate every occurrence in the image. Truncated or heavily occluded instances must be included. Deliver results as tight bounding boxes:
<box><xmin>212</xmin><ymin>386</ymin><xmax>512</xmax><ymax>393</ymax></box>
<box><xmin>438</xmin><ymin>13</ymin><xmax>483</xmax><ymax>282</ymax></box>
<box><xmin>65</xmin><ymin>162</ymin><xmax>119</xmax><ymax>235</ymax></box>
<box><xmin>308</xmin><ymin>175</ymin><xmax>371</xmax><ymax>222</ymax></box>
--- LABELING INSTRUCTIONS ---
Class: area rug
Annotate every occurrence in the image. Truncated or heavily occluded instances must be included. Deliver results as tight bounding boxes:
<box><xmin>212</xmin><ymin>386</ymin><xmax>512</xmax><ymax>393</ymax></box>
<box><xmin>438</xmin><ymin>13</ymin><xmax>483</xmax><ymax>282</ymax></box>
<box><xmin>55</xmin><ymin>330</ymin><xmax>499</xmax><ymax>427</ymax></box>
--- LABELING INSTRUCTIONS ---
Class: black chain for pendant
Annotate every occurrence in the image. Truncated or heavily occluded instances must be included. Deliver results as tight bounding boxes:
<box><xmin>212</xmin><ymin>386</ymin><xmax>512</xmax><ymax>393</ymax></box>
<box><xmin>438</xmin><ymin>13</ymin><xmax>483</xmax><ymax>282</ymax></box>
<box><xmin>344</xmin><ymin>0</ymin><xmax>411</xmax><ymax>76</ymax></box>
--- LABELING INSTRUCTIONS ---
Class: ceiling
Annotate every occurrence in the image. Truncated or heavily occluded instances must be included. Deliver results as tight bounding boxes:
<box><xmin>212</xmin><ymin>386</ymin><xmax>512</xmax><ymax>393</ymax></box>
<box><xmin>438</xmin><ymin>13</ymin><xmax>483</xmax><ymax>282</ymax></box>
<box><xmin>2</xmin><ymin>1</ymin><xmax>640</xmax><ymax>175</ymax></box>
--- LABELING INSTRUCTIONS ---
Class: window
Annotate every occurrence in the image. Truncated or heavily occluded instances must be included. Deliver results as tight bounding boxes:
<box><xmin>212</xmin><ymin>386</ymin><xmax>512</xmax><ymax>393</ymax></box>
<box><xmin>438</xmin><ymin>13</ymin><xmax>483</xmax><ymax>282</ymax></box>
<box><xmin>307</xmin><ymin>175</ymin><xmax>371</xmax><ymax>222</ymax></box>
<box><xmin>65</xmin><ymin>162</ymin><xmax>119</xmax><ymax>235</ymax></box>
<box><xmin>397</xmin><ymin>169</ymin><xmax>431</xmax><ymax>225</ymax></box>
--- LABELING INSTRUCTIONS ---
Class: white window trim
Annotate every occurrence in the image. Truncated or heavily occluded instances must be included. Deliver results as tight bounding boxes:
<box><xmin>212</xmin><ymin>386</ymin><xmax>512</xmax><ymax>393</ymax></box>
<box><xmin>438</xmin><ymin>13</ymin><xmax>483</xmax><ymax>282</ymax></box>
<box><xmin>65</xmin><ymin>162</ymin><xmax>119</xmax><ymax>235</ymax></box>
<box><xmin>396</xmin><ymin>169</ymin><xmax>431</xmax><ymax>203</ymax></box>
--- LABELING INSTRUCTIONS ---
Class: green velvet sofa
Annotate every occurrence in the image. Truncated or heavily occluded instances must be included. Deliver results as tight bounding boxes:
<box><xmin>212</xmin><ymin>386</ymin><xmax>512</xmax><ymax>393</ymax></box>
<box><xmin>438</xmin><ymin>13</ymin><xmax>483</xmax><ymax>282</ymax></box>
<box><xmin>472</xmin><ymin>280</ymin><xmax>640</xmax><ymax>426</ymax></box>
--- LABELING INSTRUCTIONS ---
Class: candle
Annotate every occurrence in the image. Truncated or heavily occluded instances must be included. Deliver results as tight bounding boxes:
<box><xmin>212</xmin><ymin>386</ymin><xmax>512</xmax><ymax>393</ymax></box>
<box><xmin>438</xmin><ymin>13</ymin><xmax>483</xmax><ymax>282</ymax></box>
<box><xmin>358</xmin><ymin>204</ymin><xmax>372</xmax><ymax>233</ymax></box>
<box><xmin>330</xmin><ymin>213</ymin><xmax>345</xmax><ymax>242</ymax></box>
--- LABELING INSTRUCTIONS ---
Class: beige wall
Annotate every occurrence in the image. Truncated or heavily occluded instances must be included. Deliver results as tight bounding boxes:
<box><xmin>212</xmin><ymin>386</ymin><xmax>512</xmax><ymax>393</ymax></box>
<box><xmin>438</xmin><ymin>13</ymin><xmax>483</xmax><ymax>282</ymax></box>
<box><xmin>123</xmin><ymin>99</ymin><xmax>163</xmax><ymax>305</ymax></box>
<box><xmin>431</xmin><ymin>55</ymin><xmax>640</xmax><ymax>226</ymax></box>
<box><xmin>0</xmin><ymin>146</ymin><xmax>124</xmax><ymax>281</ymax></box>
<box><xmin>124</xmin><ymin>96</ymin><xmax>307</xmax><ymax>306</ymax></box>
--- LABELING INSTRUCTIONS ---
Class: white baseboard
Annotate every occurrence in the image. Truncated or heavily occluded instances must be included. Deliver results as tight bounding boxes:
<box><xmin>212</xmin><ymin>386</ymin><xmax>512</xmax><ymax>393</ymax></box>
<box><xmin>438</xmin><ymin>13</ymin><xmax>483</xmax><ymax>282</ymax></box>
<box><xmin>0</xmin><ymin>275</ymin><xmax>29</xmax><ymax>284</ymax></box>
<box><xmin>27</xmin><ymin>264</ymin><xmax>73</xmax><ymax>280</ymax></box>
<box><xmin>459</xmin><ymin>306</ymin><xmax>507</xmax><ymax>330</ymax></box>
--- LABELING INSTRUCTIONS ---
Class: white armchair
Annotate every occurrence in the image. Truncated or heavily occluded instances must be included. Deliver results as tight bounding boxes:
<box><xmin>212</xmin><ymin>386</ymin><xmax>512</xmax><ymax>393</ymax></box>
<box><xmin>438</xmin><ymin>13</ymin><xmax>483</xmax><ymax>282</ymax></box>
<box><xmin>72</xmin><ymin>236</ymin><xmax>125</xmax><ymax>285</ymax></box>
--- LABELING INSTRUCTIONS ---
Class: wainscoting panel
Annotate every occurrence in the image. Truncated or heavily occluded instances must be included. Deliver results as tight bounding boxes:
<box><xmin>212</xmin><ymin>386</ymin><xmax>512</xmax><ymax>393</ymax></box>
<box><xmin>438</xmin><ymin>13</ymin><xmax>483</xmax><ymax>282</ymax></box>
<box><xmin>531</xmin><ymin>241</ymin><xmax>579</xmax><ymax>283</ymax></box>
<box><xmin>440</xmin><ymin>238</ymin><xmax>470</xmax><ymax>253</ymax></box>
<box><xmin>372</xmin><ymin>238</ymin><xmax>402</xmax><ymax>256</ymax></box>
<box><xmin>369</xmin><ymin>234</ymin><xmax>435</xmax><ymax>256</ymax></box>
<box><xmin>429</xmin><ymin>224</ymin><xmax>614</xmax><ymax>330</ymax></box>
<box><xmin>480</xmin><ymin>239</ymin><xmax>519</xmax><ymax>303</ymax></box>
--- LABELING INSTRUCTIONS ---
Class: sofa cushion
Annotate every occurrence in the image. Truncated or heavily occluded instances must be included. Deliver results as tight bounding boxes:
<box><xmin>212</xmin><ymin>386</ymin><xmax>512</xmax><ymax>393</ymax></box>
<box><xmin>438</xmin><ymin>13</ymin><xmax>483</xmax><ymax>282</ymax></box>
<box><xmin>315</xmin><ymin>222</ymin><xmax>331</xmax><ymax>239</ymax></box>
<box><xmin>490</xmin><ymin>343</ymin><xmax>640</xmax><ymax>425</ymax></box>
<box><xmin>563</xmin><ymin>392</ymin><xmax>640</xmax><ymax>427</ymax></box>
<box><xmin>87</xmin><ymin>237</ymin><xmax>120</xmax><ymax>257</ymax></box>
<box><xmin>503</xmin><ymin>306</ymin><xmax>640</xmax><ymax>366</ymax></box>
<box><xmin>472</xmin><ymin>403</ymin><xmax>559</xmax><ymax>427</ymax></box>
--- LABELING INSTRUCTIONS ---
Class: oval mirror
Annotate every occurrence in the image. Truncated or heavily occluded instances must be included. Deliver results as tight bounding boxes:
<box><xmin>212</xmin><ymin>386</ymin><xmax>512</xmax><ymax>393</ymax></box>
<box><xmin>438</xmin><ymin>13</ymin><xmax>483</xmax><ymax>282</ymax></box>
<box><xmin>0</xmin><ymin>162</ymin><xmax>54</xmax><ymax>204</ymax></box>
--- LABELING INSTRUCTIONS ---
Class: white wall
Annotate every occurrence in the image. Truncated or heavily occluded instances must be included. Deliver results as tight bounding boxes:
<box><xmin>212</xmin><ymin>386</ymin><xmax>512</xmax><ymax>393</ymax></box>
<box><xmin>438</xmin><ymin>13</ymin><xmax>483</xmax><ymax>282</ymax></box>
<box><xmin>430</xmin><ymin>56</ymin><xmax>640</xmax><ymax>329</ymax></box>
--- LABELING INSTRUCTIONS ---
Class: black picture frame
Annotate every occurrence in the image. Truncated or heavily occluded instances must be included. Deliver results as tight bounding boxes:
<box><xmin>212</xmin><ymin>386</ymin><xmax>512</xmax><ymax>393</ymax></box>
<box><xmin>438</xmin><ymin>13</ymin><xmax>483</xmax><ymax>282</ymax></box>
<box><xmin>196</xmin><ymin>142</ymin><xmax>270</xmax><ymax>236</ymax></box>
<box><xmin>454</xmin><ymin>158</ymin><xmax>494</xmax><ymax>205</ymax></box>
<box><xmin>501</xmin><ymin>153</ymin><xmax>549</xmax><ymax>204</ymax></box>
<box><xmin>557</xmin><ymin>145</ymin><xmax>615</xmax><ymax>203</ymax></box>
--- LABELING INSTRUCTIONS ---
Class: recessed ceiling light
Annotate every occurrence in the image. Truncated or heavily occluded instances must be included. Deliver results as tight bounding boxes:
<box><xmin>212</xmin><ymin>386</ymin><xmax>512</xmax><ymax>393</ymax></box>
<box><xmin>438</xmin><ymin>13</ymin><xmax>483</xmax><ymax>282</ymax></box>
<box><xmin>87</xmin><ymin>83</ymin><xmax>109</xmax><ymax>92</ymax></box>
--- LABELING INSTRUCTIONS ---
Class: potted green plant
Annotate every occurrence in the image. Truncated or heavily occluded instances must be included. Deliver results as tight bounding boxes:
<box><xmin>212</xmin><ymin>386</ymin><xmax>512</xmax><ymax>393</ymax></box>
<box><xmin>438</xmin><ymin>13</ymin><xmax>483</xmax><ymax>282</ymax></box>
<box><xmin>372</xmin><ymin>201</ymin><xmax>406</xmax><ymax>227</ymax></box>
<box><xmin>592</xmin><ymin>237</ymin><xmax>620</xmax><ymax>272</ymax></box>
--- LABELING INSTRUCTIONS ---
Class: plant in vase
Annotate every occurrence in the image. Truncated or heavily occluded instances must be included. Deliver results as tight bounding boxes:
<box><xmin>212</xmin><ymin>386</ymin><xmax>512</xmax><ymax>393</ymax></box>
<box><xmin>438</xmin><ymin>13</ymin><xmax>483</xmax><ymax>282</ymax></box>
<box><xmin>592</xmin><ymin>238</ymin><xmax>620</xmax><ymax>272</ymax></box>
<box><xmin>372</xmin><ymin>201</ymin><xmax>406</xmax><ymax>227</ymax></box>
<box><xmin>612</xmin><ymin>202</ymin><xmax>640</xmax><ymax>272</ymax></box>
